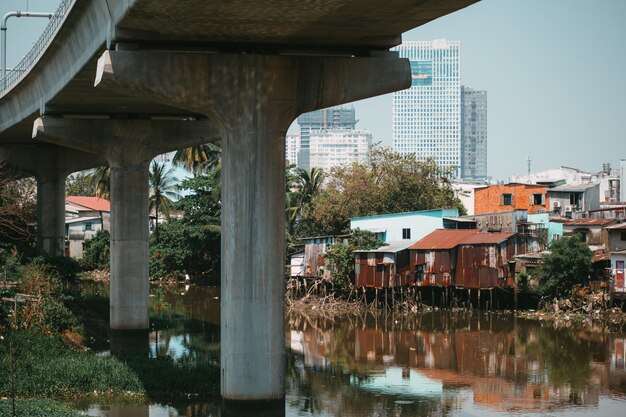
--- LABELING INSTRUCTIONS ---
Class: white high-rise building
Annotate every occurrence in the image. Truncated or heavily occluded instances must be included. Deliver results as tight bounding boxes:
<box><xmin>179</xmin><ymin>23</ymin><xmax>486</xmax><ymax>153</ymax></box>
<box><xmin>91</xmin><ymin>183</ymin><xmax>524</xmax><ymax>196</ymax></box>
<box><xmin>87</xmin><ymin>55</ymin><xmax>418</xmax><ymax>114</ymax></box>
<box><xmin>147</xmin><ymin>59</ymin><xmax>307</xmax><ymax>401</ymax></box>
<box><xmin>285</xmin><ymin>134</ymin><xmax>301</xmax><ymax>167</ymax></box>
<box><xmin>393</xmin><ymin>39</ymin><xmax>461</xmax><ymax>177</ymax></box>
<box><xmin>309</xmin><ymin>129</ymin><xmax>372</xmax><ymax>171</ymax></box>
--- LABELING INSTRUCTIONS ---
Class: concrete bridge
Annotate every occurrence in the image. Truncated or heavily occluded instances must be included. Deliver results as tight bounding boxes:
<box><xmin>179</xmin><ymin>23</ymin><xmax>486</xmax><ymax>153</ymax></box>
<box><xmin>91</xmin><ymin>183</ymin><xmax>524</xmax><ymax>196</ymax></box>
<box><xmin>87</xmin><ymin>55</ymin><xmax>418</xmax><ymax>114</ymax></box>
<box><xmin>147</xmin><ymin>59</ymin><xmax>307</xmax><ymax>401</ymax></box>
<box><xmin>0</xmin><ymin>0</ymin><xmax>477</xmax><ymax>405</ymax></box>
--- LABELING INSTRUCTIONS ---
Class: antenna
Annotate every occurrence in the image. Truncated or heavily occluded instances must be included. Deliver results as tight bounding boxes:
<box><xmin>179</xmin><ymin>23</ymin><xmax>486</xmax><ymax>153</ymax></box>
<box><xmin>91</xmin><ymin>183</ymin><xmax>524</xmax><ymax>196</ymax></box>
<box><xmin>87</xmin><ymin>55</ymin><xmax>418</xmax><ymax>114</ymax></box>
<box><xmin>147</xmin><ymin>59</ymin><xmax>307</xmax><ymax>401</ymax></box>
<box><xmin>527</xmin><ymin>155</ymin><xmax>532</xmax><ymax>175</ymax></box>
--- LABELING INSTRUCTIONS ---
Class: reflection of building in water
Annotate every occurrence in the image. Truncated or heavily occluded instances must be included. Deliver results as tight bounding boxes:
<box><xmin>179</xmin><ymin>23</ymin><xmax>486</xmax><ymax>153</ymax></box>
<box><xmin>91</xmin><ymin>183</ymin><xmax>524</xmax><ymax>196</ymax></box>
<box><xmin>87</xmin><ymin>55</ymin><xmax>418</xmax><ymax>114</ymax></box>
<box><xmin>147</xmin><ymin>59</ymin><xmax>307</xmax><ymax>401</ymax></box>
<box><xmin>289</xmin><ymin>313</ymin><xmax>617</xmax><ymax>412</ymax></box>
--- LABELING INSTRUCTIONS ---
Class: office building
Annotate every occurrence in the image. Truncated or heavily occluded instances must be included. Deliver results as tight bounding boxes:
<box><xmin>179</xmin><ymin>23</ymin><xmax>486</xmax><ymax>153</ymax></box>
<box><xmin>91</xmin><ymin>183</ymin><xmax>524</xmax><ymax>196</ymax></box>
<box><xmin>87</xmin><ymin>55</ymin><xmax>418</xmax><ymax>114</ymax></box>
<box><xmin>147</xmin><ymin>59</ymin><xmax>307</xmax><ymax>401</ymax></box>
<box><xmin>460</xmin><ymin>86</ymin><xmax>487</xmax><ymax>181</ymax></box>
<box><xmin>393</xmin><ymin>39</ymin><xmax>461</xmax><ymax>177</ymax></box>
<box><xmin>285</xmin><ymin>133</ymin><xmax>300</xmax><ymax>167</ymax></box>
<box><xmin>297</xmin><ymin>105</ymin><xmax>356</xmax><ymax>170</ymax></box>
<box><xmin>308</xmin><ymin>129</ymin><xmax>372</xmax><ymax>171</ymax></box>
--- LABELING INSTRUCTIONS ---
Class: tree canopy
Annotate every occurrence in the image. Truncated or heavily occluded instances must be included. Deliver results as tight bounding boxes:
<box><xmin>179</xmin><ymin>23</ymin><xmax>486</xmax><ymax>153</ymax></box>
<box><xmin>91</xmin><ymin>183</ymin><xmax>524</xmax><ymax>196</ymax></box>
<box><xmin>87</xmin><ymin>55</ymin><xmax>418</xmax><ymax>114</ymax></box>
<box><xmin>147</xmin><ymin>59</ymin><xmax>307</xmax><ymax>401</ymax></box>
<box><xmin>536</xmin><ymin>234</ymin><xmax>593</xmax><ymax>296</ymax></box>
<box><xmin>297</xmin><ymin>148</ymin><xmax>466</xmax><ymax>237</ymax></box>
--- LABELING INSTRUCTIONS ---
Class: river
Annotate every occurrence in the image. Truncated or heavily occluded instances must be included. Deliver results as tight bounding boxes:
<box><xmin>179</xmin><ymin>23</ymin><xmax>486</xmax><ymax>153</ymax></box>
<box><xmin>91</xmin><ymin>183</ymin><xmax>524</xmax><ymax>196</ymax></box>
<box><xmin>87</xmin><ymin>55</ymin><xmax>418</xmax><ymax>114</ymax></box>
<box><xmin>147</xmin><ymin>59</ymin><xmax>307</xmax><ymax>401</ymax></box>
<box><xmin>72</xmin><ymin>283</ymin><xmax>626</xmax><ymax>416</ymax></box>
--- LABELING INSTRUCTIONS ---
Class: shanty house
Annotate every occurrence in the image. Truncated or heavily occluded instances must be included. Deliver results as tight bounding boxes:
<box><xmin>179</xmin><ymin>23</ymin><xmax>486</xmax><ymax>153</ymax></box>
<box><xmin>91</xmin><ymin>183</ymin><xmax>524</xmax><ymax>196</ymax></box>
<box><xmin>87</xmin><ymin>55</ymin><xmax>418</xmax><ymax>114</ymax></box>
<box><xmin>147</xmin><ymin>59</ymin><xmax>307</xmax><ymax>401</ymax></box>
<box><xmin>562</xmin><ymin>218</ymin><xmax>620</xmax><ymax>246</ymax></box>
<box><xmin>409</xmin><ymin>229</ymin><xmax>540</xmax><ymax>289</ymax></box>
<box><xmin>299</xmin><ymin>235</ymin><xmax>349</xmax><ymax>279</ymax></box>
<box><xmin>354</xmin><ymin>241</ymin><xmax>414</xmax><ymax>288</ymax></box>
<box><xmin>607</xmin><ymin>223</ymin><xmax>626</xmax><ymax>298</ymax></box>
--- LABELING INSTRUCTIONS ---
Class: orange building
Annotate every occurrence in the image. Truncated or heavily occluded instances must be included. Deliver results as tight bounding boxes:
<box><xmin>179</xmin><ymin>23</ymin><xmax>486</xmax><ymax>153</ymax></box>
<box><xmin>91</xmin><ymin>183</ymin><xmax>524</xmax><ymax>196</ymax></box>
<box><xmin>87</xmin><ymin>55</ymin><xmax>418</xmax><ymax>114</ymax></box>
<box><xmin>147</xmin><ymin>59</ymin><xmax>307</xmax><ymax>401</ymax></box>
<box><xmin>474</xmin><ymin>183</ymin><xmax>549</xmax><ymax>215</ymax></box>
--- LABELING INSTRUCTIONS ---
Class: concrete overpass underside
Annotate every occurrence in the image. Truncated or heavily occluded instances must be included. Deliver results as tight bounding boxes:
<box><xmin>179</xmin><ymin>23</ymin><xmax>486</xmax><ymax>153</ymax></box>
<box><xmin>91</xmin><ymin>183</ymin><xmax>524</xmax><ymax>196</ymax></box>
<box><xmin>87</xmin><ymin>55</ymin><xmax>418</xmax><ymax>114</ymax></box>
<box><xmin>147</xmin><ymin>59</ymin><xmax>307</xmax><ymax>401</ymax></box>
<box><xmin>0</xmin><ymin>0</ymin><xmax>478</xmax><ymax>406</ymax></box>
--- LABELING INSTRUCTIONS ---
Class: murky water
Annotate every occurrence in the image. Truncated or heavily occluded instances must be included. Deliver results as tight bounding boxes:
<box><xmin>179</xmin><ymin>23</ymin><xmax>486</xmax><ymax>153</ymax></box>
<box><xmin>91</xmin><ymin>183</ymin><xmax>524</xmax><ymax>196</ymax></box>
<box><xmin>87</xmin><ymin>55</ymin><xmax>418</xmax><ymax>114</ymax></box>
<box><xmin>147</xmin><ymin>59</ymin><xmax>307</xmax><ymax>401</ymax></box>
<box><xmin>74</xmin><ymin>284</ymin><xmax>626</xmax><ymax>416</ymax></box>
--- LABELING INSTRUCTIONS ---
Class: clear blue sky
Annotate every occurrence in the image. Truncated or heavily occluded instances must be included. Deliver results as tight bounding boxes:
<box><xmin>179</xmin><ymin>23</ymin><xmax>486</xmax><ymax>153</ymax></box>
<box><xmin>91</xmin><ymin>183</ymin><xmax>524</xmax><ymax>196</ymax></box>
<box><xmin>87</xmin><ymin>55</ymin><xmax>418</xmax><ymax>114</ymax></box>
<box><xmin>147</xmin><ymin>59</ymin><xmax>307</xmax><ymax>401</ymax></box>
<box><xmin>3</xmin><ymin>0</ymin><xmax>625</xmax><ymax>181</ymax></box>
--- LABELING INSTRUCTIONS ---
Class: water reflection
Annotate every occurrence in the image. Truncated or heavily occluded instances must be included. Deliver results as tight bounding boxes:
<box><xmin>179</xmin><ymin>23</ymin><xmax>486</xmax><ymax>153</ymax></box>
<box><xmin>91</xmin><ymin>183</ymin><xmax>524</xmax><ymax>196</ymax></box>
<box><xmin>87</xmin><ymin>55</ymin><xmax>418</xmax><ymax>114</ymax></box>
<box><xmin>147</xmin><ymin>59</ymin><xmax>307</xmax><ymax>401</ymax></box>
<box><xmin>77</xmin><ymin>284</ymin><xmax>626</xmax><ymax>416</ymax></box>
<box><xmin>287</xmin><ymin>310</ymin><xmax>626</xmax><ymax>415</ymax></box>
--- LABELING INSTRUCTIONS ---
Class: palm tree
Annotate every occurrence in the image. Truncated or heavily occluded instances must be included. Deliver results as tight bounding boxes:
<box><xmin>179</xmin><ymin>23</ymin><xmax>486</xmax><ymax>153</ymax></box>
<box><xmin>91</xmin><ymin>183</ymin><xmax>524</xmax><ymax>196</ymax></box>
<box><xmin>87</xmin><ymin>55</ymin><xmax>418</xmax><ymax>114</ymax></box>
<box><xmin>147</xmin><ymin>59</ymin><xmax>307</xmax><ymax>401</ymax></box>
<box><xmin>173</xmin><ymin>142</ymin><xmax>221</xmax><ymax>174</ymax></box>
<box><xmin>87</xmin><ymin>165</ymin><xmax>111</xmax><ymax>199</ymax></box>
<box><xmin>149</xmin><ymin>160</ymin><xmax>181</xmax><ymax>242</ymax></box>
<box><xmin>294</xmin><ymin>167</ymin><xmax>326</xmax><ymax>211</ymax></box>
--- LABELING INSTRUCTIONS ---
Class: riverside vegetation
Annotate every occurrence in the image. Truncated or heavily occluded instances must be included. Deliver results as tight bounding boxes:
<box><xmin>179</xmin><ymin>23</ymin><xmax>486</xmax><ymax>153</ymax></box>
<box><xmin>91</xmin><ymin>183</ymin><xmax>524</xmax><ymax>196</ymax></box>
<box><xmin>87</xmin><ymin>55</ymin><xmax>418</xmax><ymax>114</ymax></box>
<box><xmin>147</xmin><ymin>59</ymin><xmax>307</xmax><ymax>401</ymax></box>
<box><xmin>0</xmin><ymin>256</ymin><xmax>220</xmax><ymax>417</ymax></box>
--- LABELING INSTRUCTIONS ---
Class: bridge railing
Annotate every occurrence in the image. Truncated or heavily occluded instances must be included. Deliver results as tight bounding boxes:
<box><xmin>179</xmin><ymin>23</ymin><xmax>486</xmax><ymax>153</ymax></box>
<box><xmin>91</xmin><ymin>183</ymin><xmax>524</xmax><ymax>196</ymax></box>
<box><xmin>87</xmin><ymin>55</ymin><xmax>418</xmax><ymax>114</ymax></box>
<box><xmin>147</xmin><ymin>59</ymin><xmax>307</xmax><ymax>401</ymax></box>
<box><xmin>1</xmin><ymin>0</ymin><xmax>72</xmax><ymax>94</ymax></box>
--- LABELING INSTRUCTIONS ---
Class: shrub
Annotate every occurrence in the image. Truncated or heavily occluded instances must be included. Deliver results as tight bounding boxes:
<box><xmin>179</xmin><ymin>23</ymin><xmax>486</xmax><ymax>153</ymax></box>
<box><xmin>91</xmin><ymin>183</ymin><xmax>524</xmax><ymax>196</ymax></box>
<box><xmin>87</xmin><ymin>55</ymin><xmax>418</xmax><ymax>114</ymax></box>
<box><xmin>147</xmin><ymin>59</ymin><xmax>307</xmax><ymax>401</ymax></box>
<box><xmin>536</xmin><ymin>235</ymin><xmax>593</xmax><ymax>297</ymax></box>
<box><xmin>0</xmin><ymin>398</ymin><xmax>83</xmax><ymax>417</ymax></box>
<box><xmin>18</xmin><ymin>264</ymin><xmax>62</xmax><ymax>297</ymax></box>
<box><xmin>81</xmin><ymin>230</ymin><xmax>110</xmax><ymax>271</ymax></box>
<box><xmin>0</xmin><ymin>247</ymin><xmax>23</xmax><ymax>281</ymax></box>
<box><xmin>28</xmin><ymin>255</ymin><xmax>82</xmax><ymax>282</ymax></box>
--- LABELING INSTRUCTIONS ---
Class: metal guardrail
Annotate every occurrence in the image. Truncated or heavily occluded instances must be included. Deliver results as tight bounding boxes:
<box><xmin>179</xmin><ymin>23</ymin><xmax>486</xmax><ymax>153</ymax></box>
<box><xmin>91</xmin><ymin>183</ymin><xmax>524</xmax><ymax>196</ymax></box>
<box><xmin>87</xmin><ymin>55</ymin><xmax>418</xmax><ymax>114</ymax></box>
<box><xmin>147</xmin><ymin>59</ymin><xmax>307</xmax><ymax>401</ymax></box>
<box><xmin>0</xmin><ymin>0</ymin><xmax>72</xmax><ymax>94</ymax></box>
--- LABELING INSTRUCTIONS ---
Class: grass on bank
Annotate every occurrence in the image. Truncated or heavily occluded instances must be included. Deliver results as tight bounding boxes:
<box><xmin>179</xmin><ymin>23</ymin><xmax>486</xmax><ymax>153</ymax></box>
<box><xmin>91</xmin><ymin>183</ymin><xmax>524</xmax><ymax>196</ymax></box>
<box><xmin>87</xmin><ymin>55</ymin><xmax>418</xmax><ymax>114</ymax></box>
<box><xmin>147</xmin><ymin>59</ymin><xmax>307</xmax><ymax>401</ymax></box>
<box><xmin>0</xmin><ymin>398</ymin><xmax>84</xmax><ymax>417</ymax></box>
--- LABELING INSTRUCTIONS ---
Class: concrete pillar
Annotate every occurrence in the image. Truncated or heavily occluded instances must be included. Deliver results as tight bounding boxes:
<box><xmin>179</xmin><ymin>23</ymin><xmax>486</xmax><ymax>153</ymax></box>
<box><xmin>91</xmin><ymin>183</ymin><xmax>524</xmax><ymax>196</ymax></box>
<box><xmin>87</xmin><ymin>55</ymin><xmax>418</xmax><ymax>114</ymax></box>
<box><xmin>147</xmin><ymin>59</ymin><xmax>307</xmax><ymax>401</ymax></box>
<box><xmin>0</xmin><ymin>145</ymin><xmax>105</xmax><ymax>257</ymax></box>
<box><xmin>37</xmin><ymin>172</ymin><xmax>66</xmax><ymax>257</ymax></box>
<box><xmin>34</xmin><ymin>118</ymin><xmax>218</xmax><ymax>333</ymax></box>
<box><xmin>92</xmin><ymin>49</ymin><xmax>410</xmax><ymax>403</ymax></box>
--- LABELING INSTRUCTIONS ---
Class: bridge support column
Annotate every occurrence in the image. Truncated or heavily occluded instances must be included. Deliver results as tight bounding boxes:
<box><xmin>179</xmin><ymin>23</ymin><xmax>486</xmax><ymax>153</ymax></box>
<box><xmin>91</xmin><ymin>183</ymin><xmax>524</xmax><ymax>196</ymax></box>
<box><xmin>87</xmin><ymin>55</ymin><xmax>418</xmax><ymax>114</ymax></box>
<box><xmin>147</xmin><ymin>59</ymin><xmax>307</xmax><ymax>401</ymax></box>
<box><xmin>34</xmin><ymin>118</ymin><xmax>217</xmax><ymax>338</ymax></box>
<box><xmin>0</xmin><ymin>145</ymin><xmax>105</xmax><ymax>257</ymax></box>
<box><xmin>36</xmin><ymin>172</ymin><xmax>66</xmax><ymax>257</ymax></box>
<box><xmin>93</xmin><ymin>49</ymin><xmax>411</xmax><ymax>403</ymax></box>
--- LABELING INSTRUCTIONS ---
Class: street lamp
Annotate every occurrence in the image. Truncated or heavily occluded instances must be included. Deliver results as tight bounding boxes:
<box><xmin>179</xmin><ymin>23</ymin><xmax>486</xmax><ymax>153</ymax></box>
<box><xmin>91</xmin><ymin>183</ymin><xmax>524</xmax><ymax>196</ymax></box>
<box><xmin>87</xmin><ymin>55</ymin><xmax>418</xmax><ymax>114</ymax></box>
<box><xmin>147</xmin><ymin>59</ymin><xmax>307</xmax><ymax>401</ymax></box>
<box><xmin>1</xmin><ymin>10</ymin><xmax>54</xmax><ymax>88</ymax></box>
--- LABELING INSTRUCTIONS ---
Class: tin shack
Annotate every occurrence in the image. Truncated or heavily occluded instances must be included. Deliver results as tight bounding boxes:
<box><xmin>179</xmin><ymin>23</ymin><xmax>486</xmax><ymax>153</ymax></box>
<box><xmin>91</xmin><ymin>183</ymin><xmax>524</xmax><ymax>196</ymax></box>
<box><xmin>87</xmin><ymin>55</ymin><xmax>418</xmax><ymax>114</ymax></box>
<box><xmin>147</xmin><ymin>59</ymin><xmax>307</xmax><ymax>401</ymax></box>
<box><xmin>354</xmin><ymin>241</ymin><xmax>414</xmax><ymax>289</ymax></box>
<box><xmin>409</xmin><ymin>229</ymin><xmax>540</xmax><ymax>289</ymax></box>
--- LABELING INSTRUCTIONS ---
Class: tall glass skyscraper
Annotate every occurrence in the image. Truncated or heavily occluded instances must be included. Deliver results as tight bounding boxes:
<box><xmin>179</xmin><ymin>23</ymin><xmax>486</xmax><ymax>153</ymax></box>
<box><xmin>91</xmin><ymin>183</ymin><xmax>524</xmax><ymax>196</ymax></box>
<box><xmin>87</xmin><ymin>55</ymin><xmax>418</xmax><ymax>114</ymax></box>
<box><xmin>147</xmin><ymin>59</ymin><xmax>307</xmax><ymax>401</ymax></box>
<box><xmin>460</xmin><ymin>86</ymin><xmax>488</xmax><ymax>181</ymax></box>
<box><xmin>393</xmin><ymin>39</ymin><xmax>461</xmax><ymax>177</ymax></box>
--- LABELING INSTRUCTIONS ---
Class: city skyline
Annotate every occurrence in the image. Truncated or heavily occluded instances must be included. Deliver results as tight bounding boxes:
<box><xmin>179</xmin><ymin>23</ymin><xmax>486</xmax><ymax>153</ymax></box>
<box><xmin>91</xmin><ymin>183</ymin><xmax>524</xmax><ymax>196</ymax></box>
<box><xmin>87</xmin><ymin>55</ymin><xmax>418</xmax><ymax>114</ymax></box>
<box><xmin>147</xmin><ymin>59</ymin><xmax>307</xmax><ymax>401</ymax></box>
<box><xmin>3</xmin><ymin>0</ymin><xmax>625</xmax><ymax>181</ymax></box>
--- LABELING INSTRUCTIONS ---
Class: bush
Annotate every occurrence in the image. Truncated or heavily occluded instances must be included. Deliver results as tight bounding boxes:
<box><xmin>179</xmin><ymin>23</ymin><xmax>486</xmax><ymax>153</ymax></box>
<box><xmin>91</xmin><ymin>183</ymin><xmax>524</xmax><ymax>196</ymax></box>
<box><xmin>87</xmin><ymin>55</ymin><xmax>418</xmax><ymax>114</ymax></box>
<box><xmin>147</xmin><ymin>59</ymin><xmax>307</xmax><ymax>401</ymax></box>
<box><xmin>149</xmin><ymin>220</ymin><xmax>220</xmax><ymax>279</ymax></box>
<box><xmin>18</xmin><ymin>264</ymin><xmax>62</xmax><ymax>297</ymax></box>
<box><xmin>0</xmin><ymin>247</ymin><xmax>23</xmax><ymax>281</ymax></box>
<box><xmin>29</xmin><ymin>256</ymin><xmax>81</xmax><ymax>282</ymax></box>
<box><xmin>537</xmin><ymin>235</ymin><xmax>593</xmax><ymax>297</ymax></box>
<box><xmin>81</xmin><ymin>230</ymin><xmax>110</xmax><ymax>271</ymax></box>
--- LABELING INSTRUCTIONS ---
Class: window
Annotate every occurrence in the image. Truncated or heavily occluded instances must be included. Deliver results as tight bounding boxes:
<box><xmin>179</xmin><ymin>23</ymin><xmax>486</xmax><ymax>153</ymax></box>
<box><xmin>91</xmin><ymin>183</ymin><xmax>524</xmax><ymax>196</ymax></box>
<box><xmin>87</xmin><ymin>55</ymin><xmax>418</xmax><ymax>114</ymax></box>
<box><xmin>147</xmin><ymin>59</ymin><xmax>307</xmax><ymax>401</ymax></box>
<box><xmin>569</xmin><ymin>193</ymin><xmax>581</xmax><ymax>206</ymax></box>
<box><xmin>84</xmin><ymin>222</ymin><xmax>92</xmax><ymax>231</ymax></box>
<box><xmin>402</xmin><ymin>228</ymin><xmax>411</xmax><ymax>239</ymax></box>
<box><xmin>621</xmin><ymin>231</ymin><xmax>626</xmax><ymax>242</ymax></box>
<box><xmin>532</xmin><ymin>193</ymin><xmax>544</xmax><ymax>206</ymax></box>
<box><xmin>502</xmin><ymin>193</ymin><xmax>513</xmax><ymax>206</ymax></box>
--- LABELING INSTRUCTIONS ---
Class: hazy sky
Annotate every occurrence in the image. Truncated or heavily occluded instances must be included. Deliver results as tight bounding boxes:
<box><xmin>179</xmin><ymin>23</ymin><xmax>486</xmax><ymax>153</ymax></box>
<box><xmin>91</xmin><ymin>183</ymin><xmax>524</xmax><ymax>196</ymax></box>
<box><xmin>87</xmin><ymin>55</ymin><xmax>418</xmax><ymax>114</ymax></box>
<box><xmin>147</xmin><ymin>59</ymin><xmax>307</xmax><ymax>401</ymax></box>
<box><xmin>3</xmin><ymin>0</ymin><xmax>625</xmax><ymax>181</ymax></box>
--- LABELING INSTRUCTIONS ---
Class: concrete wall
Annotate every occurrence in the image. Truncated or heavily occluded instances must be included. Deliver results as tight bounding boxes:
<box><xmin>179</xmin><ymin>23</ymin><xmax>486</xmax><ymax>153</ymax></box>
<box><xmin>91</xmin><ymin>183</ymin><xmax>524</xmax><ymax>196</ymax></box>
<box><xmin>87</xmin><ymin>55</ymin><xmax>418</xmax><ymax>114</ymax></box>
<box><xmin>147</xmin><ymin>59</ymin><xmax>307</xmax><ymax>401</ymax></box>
<box><xmin>66</xmin><ymin>218</ymin><xmax>103</xmax><ymax>258</ymax></box>
<box><xmin>351</xmin><ymin>209</ymin><xmax>459</xmax><ymax>243</ymax></box>
<box><xmin>608</xmin><ymin>230</ymin><xmax>626</xmax><ymax>252</ymax></box>
<box><xmin>466</xmin><ymin>210</ymin><xmax>527</xmax><ymax>233</ymax></box>
<box><xmin>474</xmin><ymin>184</ymin><xmax>548</xmax><ymax>215</ymax></box>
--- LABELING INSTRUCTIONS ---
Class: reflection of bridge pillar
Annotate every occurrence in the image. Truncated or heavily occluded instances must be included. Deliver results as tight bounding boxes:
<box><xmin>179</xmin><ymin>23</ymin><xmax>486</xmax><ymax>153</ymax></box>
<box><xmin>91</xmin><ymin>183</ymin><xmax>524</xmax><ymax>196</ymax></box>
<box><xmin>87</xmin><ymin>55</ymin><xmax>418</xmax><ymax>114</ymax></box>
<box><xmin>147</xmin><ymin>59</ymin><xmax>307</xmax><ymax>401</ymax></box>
<box><xmin>93</xmin><ymin>49</ymin><xmax>410</xmax><ymax>403</ymax></box>
<box><xmin>34</xmin><ymin>118</ymin><xmax>217</xmax><ymax>334</ymax></box>
<box><xmin>0</xmin><ymin>145</ymin><xmax>105</xmax><ymax>256</ymax></box>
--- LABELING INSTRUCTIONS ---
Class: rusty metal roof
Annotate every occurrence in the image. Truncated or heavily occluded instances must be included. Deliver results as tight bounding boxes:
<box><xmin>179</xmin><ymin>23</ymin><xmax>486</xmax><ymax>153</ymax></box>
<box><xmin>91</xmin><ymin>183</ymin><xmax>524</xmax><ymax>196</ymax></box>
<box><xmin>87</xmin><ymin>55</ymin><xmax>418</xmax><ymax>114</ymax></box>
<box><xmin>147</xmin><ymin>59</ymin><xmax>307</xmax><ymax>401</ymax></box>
<box><xmin>409</xmin><ymin>229</ymin><xmax>522</xmax><ymax>250</ymax></box>
<box><xmin>409</xmin><ymin>229</ymin><xmax>479</xmax><ymax>250</ymax></box>
<box><xmin>565</xmin><ymin>218</ymin><xmax>618</xmax><ymax>226</ymax></box>
<box><xmin>461</xmin><ymin>232</ymin><xmax>517</xmax><ymax>245</ymax></box>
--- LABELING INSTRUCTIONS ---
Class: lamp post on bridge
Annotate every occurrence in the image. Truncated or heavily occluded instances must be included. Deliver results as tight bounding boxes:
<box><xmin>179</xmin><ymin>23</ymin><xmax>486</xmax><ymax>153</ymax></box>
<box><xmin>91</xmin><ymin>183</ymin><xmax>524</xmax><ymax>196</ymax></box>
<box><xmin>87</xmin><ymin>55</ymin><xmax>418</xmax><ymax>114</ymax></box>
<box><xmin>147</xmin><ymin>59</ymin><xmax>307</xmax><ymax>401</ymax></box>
<box><xmin>1</xmin><ymin>10</ymin><xmax>54</xmax><ymax>89</ymax></box>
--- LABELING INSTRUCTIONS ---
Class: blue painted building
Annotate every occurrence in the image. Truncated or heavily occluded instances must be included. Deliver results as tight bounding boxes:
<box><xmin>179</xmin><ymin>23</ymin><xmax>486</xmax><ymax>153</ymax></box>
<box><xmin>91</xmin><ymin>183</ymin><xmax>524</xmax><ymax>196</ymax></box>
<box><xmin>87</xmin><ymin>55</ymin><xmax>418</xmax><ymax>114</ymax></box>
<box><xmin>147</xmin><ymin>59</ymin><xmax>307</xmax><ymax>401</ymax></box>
<box><xmin>350</xmin><ymin>208</ymin><xmax>460</xmax><ymax>243</ymax></box>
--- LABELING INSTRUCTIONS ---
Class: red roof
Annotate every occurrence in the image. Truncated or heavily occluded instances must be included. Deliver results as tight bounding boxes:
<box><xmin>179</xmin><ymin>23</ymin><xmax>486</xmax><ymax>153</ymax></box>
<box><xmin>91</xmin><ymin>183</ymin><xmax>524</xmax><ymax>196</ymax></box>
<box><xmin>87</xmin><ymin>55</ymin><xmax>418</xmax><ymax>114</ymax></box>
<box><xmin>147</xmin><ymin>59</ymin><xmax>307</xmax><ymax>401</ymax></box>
<box><xmin>565</xmin><ymin>218</ymin><xmax>617</xmax><ymax>226</ymax></box>
<box><xmin>66</xmin><ymin>196</ymin><xmax>110</xmax><ymax>212</ymax></box>
<box><xmin>409</xmin><ymin>229</ymin><xmax>518</xmax><ymax>251</ymax></box>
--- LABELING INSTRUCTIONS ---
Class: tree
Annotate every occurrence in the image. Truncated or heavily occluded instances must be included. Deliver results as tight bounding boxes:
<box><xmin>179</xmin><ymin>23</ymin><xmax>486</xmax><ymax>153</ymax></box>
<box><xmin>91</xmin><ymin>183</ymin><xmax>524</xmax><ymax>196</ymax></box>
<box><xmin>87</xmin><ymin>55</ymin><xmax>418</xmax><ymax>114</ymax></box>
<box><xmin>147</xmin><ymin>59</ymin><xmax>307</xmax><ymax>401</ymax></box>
<box><xmin>176</xmin><ymin>170</ymin><xmax>221</xmax><ymax>229</ymax></box>
<box><xmin>87</xmin><ymin>165</ymin><xmax>110</xmax><ymax>199</ymax></box>
<box><xmin>326</xmin><ymin>230</ymin><xmax>383</xmax><ymax>289</ymax></box>
<box><xmin>149</xmin><ymin>161</ymin><xmax>181</xmax><ymax>243</ymax></box>
<box><xmin>0</xmin><ymin>163</ymin><xmax>36</xmax><ymax>240</ymax></box>
<box><xmin>293</xmin><ymin>167</ymin><xmax>326</xmax><ymax>212</ymax></box>
<box><xmin>300</xmin><ymin>147</ymin><xmax>466</xmax><ymax>236</ymax></box>
<box><xmin>65</xmin><ymin>171</ymin><xmax>95</xmax><ymax>196</ymax></box>
<box><xmin>81</xmin><ymin>230</ymin><xmax>110</xmax><ymax>271</ymax></box>
<box><xmin>173</xmin><ymin>142</ymin><xmax>221</xmax><ymax>174</ymax></box>
<box><xmin>536</xmin><ymin>234</ymin><xmax>593</xmax><ymax>296</ymax></box>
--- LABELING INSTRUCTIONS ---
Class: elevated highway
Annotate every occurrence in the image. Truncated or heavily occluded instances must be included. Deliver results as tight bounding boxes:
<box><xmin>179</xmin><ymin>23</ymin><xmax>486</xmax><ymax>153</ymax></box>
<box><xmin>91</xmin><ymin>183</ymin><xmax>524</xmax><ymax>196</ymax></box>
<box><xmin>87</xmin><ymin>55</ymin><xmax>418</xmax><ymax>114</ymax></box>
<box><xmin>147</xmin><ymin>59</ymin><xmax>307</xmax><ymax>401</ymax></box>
<box><xmin>0</xmin><ymin>0</ymin><xmax>478</xmax><ymax>405</ymax></box>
